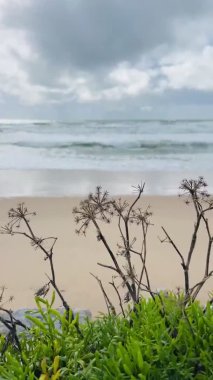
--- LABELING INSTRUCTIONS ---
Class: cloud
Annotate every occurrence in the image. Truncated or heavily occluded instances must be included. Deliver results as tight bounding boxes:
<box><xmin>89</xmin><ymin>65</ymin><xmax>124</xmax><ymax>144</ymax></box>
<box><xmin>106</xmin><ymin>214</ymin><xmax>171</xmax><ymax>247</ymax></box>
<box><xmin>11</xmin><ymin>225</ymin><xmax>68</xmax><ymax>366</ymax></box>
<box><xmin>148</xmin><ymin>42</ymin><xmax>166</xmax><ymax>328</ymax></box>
<box><xmin>160</xmin><ymin>46</ymin><xmax>213</xmax><ymax>91</ymax></box>
<box><xmin>57</xmin><ymin>62</ymin><xmax>153</xmax><ymax>103</ymax></box>
<box><xmin>108</xmin><ymin>64</ymin><xmax>151</xmax><ymax>96</ymax></box>
<box><xmin>1</xmin><ymin>0</ymin><xmax>178</xmax><ymax>71</ymax></box>
<box><xmin>1</xmin><ymin>0</ymin><xmax>213</xmax><ymax>116</ymax></box>
<box><xmin>7</xmin><ymin>1</ymin><xmax>213</xmax><ymax>67</ymax></box>
<box><xmin>0</xmin><ymin>28</ymin><xmax>43</xmax><ymax>104</ymax></box>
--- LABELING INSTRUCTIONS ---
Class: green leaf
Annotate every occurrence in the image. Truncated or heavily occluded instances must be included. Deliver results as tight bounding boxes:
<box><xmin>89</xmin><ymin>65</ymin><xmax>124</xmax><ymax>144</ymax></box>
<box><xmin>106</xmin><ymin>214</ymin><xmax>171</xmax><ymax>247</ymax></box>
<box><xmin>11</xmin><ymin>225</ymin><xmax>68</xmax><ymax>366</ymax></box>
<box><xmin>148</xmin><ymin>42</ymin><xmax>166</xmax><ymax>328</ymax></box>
<box><xmin>123</xmin><ymin>363</ymin><xmax>132</xmax><ymax>376</ymax></box>
<box><xmin>53</xmin><ymin>355</ymin><xmax>60</xmax><ymax>374</ymax></box>
<box><xmin>41</xmin><ymin>357</ymin><xmax>47</xmax><ymax>374</ymax></box>
<box><xmin>26</xmin><ymin>315</ymin><xmax>48</xmax><ymax>333</ymax></box>
<box><xmin>50</xmin><ymin>291</ymin><xmax>56</xmax><ymax>308</ymax></box>
<box><xmin>51</xmin><ymin>370</ymin><xmax>60</xmax><ymax>380</ymax></box>
<box><xmin>137</xmin><ymin>349</ymin><xmax>143</xmax><ymax>370</ymax></box>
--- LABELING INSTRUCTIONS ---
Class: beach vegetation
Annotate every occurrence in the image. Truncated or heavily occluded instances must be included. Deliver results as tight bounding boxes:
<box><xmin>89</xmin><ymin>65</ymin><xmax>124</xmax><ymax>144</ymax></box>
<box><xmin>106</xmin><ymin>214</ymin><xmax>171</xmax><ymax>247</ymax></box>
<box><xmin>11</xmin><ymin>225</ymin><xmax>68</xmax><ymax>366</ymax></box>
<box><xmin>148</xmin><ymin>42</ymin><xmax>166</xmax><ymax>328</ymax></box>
<box><xmin>0</xmin><ymin>177</ymin><xmax>213</xmax><ymax>379</ymax></box>
<box><xmin>0</xmin><ymin>293</ymin><xmax>213</xmax><ymax>378</ymax></box>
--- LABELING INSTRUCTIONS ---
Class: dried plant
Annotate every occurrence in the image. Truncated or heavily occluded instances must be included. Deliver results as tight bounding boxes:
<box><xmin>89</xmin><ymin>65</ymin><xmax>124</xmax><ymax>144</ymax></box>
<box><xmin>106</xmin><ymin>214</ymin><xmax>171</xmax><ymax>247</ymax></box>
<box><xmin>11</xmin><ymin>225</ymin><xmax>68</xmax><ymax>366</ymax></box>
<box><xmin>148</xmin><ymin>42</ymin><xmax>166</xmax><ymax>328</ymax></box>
<box><xmin>74</xmin><ymin>178</ymin><xmax>213</xmax><ymax>314</ymax></box>
<box><xmin>160</xmin><ymin>176</ymin><xmax>213</xmax><ymax>304</ymax></box>
<box><xmin>0</xmin><ymin>307</ymin><xmax>28</xmax><ymax>357</ymax></box>
<box><xmin>0</xmin><ymin>286</ymin><xmax>27</xmax><ymax>357</ymax></box>
<box><xmin>0</xmin><ymin>204</ymin><xmax>84</xmax><ymax>356</ymax></box>
<box><xmin>0</xmin><ymin>203</ymin><xmax>85</xmax><ymax>340</ymax></box>
<box><xmin>73</xmin><ymin>184</ymin><xmax>154</xmax><ymax>315</ymax></box>
<box><xmin>0</xmin><ymin>286</ymin><xmax>13</xmax><ymax>307</ymax></box>
<box><xmin>1</xmin><ymin>203</ymin><xmax>70</xmax><ymax>313</ymax></box>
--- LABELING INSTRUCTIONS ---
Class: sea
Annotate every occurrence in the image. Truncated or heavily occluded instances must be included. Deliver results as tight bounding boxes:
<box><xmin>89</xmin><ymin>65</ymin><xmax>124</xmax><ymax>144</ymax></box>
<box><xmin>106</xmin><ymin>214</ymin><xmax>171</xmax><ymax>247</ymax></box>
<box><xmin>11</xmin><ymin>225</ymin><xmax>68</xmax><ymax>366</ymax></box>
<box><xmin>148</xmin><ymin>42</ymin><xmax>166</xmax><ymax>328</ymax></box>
<box><xmin>0</xmin><ymin>119</ymin><xmax>213</xmax><ymax>196</ymax></box>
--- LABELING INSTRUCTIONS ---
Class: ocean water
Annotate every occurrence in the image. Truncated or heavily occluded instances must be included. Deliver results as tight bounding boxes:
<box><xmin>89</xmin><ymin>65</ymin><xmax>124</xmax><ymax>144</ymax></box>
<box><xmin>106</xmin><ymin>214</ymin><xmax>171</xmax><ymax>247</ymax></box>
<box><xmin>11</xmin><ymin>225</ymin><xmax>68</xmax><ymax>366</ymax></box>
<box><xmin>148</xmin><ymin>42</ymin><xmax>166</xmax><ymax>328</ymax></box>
<box><xmin>0</xmin><ymin>119</ymin><xmax>213</xmax><ymax>196</ymax></box>
<box><xmin>0</xmin><ymin>119</ymin><xmax>213</xmax><ymax>172</ymax></box>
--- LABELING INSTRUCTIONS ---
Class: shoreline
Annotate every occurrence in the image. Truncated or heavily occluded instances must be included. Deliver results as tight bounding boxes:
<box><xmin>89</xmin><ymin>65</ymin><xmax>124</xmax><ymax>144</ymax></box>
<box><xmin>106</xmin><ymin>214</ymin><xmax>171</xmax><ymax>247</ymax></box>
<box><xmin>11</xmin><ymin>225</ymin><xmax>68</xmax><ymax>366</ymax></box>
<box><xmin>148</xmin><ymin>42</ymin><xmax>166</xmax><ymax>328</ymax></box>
<box><xmin>0</xmin><ymin>194</ymin><xmax>212</xmax><ymax>316</ymax></box>
<box><xmin>0</xmin><ymin>169</ymin><xmax>213</xmax><ymax>197</ymax></box>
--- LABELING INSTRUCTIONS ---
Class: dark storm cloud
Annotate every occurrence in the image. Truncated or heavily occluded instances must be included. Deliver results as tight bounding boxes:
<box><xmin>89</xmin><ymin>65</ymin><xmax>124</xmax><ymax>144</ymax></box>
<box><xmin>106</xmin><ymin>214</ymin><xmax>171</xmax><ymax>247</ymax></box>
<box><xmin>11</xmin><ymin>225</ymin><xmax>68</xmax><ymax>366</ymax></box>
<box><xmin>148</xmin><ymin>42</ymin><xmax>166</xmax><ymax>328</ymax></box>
<box><xmin>3</xmin><ymin>0</ymin><xmax>213</xmax><ymax>72</ymax></box>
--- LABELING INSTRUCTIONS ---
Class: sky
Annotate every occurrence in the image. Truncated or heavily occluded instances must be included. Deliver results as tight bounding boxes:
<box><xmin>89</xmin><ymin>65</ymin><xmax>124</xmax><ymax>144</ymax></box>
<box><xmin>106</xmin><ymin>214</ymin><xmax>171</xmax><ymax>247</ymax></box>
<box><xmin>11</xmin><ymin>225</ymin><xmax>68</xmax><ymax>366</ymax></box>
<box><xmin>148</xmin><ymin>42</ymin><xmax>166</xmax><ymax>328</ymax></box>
<box><xmin>1</xmin><ymin>0</ymin><xmax>213</xmax><ymax>120</ymax></box>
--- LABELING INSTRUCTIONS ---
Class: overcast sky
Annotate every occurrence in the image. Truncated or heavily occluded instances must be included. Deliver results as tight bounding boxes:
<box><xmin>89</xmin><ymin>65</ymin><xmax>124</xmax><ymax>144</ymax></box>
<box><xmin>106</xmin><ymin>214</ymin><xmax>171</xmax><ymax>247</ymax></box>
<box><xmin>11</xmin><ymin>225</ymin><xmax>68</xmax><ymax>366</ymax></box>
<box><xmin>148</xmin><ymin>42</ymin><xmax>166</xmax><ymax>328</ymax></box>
<box><xmin>1</xmin><ymin>0</ymin><xmax>213</xmax><ymax>120</ymax></box>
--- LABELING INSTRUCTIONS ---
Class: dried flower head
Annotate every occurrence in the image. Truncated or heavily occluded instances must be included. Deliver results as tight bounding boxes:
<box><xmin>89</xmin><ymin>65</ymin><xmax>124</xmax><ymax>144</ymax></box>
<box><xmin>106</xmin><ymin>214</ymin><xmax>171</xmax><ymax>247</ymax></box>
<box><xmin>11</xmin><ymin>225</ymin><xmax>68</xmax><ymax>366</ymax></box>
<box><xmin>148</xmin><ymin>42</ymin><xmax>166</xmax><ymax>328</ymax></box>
<box><xmin>1</xmin><ymin>203</ymin><xmax>36</xmax><ymax>235</ymax></box>
<box><xmin>179</xmin><ymin>177</ymin><xmax>208</xmax><ymax>201</ymax></box>
<box><xmin>73</xmin><ymin>186</ymin><xmax>113</xmax><ymax>234</ymax></box>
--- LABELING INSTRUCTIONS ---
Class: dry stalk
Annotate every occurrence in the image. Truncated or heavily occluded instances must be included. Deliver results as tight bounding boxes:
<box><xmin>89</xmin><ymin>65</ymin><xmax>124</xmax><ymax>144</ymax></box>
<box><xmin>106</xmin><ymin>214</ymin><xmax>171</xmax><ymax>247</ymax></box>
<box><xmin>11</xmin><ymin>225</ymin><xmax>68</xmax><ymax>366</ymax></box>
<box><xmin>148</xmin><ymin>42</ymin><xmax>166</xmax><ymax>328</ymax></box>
<box><xmin>160</xmin><ymin>177</ymin><xmax>213</xmax><ymax>304</ymax></box>
<box><xmin>73</xmin><ymin>184</ymin><xmax>153</xmax><ymax>314</ymax></box>
<box><xmin>0</xmin><ymin>287</ymin><xmax>27</xmax><ymax>358</ymax></box>
<box><xmin>0</xmin><ymin>204</ymin><xmax>82</xmax><ymax>337</ymax></box>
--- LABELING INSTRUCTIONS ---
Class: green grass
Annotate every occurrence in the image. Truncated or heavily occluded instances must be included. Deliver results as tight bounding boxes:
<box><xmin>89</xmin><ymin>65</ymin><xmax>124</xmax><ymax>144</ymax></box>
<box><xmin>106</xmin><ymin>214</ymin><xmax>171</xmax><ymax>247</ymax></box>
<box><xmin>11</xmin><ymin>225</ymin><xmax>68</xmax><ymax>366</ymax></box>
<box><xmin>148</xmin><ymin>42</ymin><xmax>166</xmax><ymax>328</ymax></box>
<box><xmin>0</xmin><ymin>293</ymin><xmax>213</xmax><ymax>379</ymax></box>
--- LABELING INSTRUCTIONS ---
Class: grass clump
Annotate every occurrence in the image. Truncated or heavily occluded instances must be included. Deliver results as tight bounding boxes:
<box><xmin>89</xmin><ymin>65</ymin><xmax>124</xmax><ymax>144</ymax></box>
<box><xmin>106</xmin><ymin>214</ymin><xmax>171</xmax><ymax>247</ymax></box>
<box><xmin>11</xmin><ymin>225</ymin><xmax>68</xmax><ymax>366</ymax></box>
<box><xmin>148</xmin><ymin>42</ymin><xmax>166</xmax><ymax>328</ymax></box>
<box><xmin>0</xmin><ymin>293</ymin><xmax>213</xmax><ymax>379</ymax></box>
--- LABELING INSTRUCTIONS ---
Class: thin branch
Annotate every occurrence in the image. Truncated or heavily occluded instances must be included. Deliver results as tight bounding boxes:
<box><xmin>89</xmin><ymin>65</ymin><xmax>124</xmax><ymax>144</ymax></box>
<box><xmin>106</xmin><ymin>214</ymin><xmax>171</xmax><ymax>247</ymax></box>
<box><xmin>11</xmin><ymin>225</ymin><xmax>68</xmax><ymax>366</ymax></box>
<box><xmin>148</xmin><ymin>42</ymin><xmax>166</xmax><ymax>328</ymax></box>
<box><xmin>161</xmin><ymin>227</ymin><xmax>185</xmax><ymax>265</ymax></box>
<box><xmin>90</xmin><ymin>273</ymin><xmax>116</xmax><ymax>315</ymax></box>
<box><xmin>109</xmin><ymin>279</ymin><xmax>125</xmax><ymax>317</ymax></box>
<box><xmin>201</xmin><ymin>214</ymin><xmax>213</xmax><ymax>276</ymax></box>
<box><xmin>127</xmin><ymin>183</ymin><xmax>145</xmax><ymax>219</ymax></box>
<box><xmin>161</xmin><ymin>227</ymin><xmax>189</xmax><ymax>295</ymax></box>
<box><xmin>190</xmin><ymin>270</ymin><xmax>213</xmax><ymax>301</ymax></box>
<box><xmin>186</xmin><ymin>214</ymin><xmax>202</xmax><ymax>268</ymax></box>
<box><xmin>97</xmin><ymin>262</ymin><xmax>117</xmax><ymax>272</ymax></box>
<box><xmin>92</xmin><ymin>218</ymin><xmax>136</xmax><ymax>301</ymax></box>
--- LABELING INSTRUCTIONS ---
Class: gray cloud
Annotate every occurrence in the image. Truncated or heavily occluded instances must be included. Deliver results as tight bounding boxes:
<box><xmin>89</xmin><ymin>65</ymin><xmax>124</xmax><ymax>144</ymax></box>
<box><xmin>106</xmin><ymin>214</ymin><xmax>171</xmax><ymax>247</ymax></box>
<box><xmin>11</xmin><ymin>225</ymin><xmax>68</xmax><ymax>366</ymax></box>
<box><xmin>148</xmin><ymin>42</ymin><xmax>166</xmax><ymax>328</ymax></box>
<box><xmin>1</xmin><ymin>0</ymin><xmax>213</xmax><ymax>117</ymax></box>
<box><xmin>4</xmin><ymin>0</ymin><xmax>213</xmax><ymax>72</ymax></box>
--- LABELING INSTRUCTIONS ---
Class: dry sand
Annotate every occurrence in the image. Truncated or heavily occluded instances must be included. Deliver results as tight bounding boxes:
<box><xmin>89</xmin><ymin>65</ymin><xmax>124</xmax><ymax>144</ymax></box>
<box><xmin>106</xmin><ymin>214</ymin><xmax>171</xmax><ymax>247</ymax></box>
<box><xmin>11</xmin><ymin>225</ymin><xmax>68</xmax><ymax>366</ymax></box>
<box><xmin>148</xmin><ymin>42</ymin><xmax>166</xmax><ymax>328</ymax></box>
<box><xmin>0</xmin><ymin>195</ymin><xmax>212</xmax><ymax>316</ymax></box>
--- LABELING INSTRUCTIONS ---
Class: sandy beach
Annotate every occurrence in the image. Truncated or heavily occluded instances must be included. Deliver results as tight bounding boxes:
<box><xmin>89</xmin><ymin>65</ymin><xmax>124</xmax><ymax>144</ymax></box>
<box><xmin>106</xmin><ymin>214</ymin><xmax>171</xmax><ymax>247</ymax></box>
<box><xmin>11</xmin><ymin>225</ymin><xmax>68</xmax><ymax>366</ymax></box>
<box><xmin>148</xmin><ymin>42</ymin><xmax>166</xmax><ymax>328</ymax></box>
<box><xmin>0</xmin><ymin>193</ymin><xmax>212</xmax><ymax>317</ymax></box>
